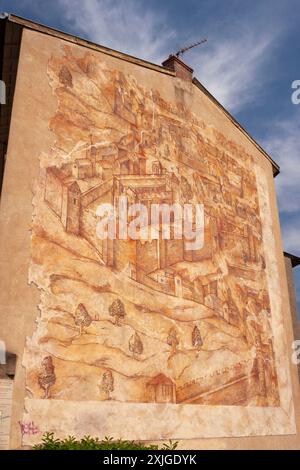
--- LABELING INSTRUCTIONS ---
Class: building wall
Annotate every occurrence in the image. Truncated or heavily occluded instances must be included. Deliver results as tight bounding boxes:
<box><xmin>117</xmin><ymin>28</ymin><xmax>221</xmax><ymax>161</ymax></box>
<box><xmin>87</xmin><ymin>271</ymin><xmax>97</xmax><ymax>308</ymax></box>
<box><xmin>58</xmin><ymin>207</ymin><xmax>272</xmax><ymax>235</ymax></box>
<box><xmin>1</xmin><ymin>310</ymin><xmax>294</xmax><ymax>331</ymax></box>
<box><xmin>0</xmin><ymin>26</ymin><xmax>299</xmax><ymax>449</ymax></box>
<box><xmin>284</xmin><ymin>256</ymin><xmax>300</xmax><ymax>381</ymax></box>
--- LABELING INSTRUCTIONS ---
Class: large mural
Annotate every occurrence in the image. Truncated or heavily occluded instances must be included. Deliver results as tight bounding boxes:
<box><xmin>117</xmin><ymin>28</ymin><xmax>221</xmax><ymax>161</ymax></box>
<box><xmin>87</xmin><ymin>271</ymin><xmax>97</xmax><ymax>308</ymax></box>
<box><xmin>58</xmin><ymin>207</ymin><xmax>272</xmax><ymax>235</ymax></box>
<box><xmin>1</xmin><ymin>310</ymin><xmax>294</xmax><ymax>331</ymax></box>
<box><xmin>23</xmin><ymin>46</ymin><xmax>280</xmax><ymax>411</ymax></box>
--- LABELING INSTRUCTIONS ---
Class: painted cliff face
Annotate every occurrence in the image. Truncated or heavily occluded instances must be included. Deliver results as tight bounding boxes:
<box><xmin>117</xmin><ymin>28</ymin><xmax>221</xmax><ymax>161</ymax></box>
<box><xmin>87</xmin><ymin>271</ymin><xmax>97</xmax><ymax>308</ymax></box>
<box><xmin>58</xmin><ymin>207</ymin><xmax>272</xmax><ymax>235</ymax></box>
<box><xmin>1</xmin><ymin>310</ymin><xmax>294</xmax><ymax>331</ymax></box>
<box><xmin>23</xmin><ymin>46</ymin><xmax>279</xmax><ymax>409</ymax></box>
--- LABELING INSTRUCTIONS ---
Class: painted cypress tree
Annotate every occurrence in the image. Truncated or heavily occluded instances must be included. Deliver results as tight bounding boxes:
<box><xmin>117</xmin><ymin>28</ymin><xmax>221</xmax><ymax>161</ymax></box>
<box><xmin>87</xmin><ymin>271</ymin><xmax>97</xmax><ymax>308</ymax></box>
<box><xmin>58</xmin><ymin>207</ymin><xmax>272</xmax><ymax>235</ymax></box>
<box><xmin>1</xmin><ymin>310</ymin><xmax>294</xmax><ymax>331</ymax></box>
<box><xmin>100</xmin><ymin>370</ymin><xmax>114</xmax><ymax>400</ymax></box>
<box><xmin>74</xmin><ymin>303</ymin><xmax>92</xmax><ymax>335</ymax></box>
<box><xmin>129</xmin><ymin>332</ymin><xmax>143</xmax><ymax>359</ymax></box>
<box><xmin>192</xmin><ymin>325</ymin><xmax>203</xmax><ymax>350</ymax></box>
<box><xmin>109</xmin><ymin>299</ymin><xmax>126</xmax><ymax>326</ymax></box>
<box><xmin>180</xmin><ymin>176</ymin><xmax>193</xmax><ymax>203</ymax></box>
<box><xmin>167</xmin><ymin>327</ymin><xmax>179</xmax><ymax>355</ymax></box>
<box><xmin>38</xmin><ymin>356</ymin><xmax>56</xmax><ymax>399</ymax></box>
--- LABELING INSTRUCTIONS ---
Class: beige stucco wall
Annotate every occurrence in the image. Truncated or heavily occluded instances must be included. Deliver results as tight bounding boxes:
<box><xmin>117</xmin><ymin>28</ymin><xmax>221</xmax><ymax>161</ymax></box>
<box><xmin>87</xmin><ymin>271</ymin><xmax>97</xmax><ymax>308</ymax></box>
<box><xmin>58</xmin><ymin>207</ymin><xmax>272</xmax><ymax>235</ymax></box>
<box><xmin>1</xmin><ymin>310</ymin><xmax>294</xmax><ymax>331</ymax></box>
<box><xmin>0</xmin><ymin>27</ymin><xmax>299</xmax><ymax>449</ymax></box>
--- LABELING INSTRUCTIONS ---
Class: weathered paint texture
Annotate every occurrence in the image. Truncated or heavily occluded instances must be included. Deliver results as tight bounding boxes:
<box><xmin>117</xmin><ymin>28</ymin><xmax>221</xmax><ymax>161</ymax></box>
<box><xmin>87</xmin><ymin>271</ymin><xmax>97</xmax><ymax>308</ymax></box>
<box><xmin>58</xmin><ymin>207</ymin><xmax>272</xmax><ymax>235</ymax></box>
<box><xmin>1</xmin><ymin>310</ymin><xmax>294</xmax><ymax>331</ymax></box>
<box><xmin>0</xmin><ymin>27</ymin><xmax>298</xmax><ymax>448</ymax></box>
<box><xmin>20</xmin><ymin>45</ymin><xmax>296</xmax><ymax>443</ymax></box>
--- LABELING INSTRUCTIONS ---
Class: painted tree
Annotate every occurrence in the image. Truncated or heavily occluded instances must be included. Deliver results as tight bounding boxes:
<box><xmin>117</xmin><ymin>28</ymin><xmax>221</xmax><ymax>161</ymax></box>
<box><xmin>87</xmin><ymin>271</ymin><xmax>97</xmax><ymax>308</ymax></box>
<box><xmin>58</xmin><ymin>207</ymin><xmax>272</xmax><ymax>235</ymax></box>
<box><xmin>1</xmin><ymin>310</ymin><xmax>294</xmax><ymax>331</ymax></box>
<box><xmin>38</xmin><ymin>356</ymin><xmax>56</xmax><ymax>399</ymax></box>
<box><xmin>129</xmin><ymin>332</ymin><xmax>143</xmax><ymax>360</ymax></box>
<box><xmin>109</xmin><ymin>299</ymin><xmax>126</xmax><ymax>326</ymax></box>
<box><xmin>74</xmin><ymin>303</ymin><xmax>92</xmax><ymax>335</ymax></box>
<box><xmin>180</xmin><ymin>176</ymin><xmax>193</xmax><ymax>203</ymax></box>
<box><xmin>192</xmin><ymin>325</ymin><xmax>203</xmax><ymax>350</ymax></box>
<box><xmin>167</xmin><ymin>327</ymin><xmax>179</xmax><ymax>355</ymax></box>
<box><xmin>100</xmin><ymin>370</ymin><xmax>114</xmax><ymax>400</ymax></box>
<box><xmin>58</xmin><ymin>65</ymin><xmax>73</xmax><ymax>87</ymax></box>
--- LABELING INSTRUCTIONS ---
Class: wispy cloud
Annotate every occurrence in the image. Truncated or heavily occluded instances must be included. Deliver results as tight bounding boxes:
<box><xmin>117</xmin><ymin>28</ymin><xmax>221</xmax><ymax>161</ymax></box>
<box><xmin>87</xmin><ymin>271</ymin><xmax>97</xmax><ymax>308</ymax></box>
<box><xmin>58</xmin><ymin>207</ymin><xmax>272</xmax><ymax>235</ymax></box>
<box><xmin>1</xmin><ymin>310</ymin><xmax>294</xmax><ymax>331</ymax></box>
<box><xmin>57</xmin><ymin>0</ymin><xmax>175</xmax><ymax>63</ymax></box>
<box><xmin>190</xmin><ymin>31</ymin><xmax>278</xmax><ymax>113</ymax></box>
<box><xmin>281</xmin><ymin>217</ymin><xmax>300</xmax><ymax>253</ymax></box>
<box><xmin>186</xmin><ymin>2</ymin><xmax>289</xmax><ymax>114</ymax></box>
<box><xmin>263</xmin><ymin>111</ymin><xmax>300</xmax><ymax>216</ymax></box>
<box><xmin>42</xmin><ymin>0</ymin><xmax>300</xmax><ymax>227</ymax></box>
<box><xmin>262</xmin><ymin>109</ymin><xmax>300</xmax><ymax>262</ymax></box>
<box><xmin>57</xmin><ymin>0</ymin><xmax>299</xmax><ymax>230</ymax></box>
<box><xmin>55</xmin><ymin>0</ymin><xmax>288</xmax><ymax>114</ymax></box>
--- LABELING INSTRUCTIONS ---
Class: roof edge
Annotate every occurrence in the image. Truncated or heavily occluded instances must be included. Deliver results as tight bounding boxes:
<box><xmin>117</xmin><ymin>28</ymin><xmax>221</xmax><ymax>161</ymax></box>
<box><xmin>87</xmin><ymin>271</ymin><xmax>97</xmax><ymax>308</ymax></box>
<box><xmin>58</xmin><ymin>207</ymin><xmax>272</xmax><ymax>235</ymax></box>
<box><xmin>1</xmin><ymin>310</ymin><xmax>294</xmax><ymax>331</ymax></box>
<box><xmin>284</xmin><ymin>251</ymin><xmax>300</xmax><ymax>268</ymax></box>
<box><xmin>5</xmin><ymin>13</ymin><xmax>176</xmax><ymax>77</ymax></box>
<box><xmin>2</xmin><ymin>13</ymin><xmax>280</xmax><ymax>177</ymax></box>
<box><xmin>192</xmin><ymin>77</ymin><xmax>280</xmax><ymax>177</ymax></box>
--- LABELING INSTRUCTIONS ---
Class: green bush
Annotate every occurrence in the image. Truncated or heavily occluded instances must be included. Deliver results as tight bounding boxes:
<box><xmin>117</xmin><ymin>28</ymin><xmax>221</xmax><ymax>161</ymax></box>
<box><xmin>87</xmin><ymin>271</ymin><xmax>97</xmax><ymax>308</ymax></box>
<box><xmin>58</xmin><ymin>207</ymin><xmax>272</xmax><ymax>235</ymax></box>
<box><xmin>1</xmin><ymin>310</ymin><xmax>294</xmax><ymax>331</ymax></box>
<box><xmin>33</xmin><ymin>432</ymin><xmax>178</xmax><ymax>450</ymax></box>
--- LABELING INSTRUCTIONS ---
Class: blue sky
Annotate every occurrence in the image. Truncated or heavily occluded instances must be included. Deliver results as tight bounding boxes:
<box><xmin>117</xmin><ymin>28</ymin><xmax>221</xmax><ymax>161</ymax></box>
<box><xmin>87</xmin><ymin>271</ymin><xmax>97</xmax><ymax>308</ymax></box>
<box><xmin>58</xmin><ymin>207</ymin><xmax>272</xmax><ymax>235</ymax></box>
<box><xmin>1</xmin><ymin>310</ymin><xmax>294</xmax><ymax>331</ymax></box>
<box><xmin>1</xmin><ymin>0</ymin><xmax>300</xmax><ymax>312</ymax></box>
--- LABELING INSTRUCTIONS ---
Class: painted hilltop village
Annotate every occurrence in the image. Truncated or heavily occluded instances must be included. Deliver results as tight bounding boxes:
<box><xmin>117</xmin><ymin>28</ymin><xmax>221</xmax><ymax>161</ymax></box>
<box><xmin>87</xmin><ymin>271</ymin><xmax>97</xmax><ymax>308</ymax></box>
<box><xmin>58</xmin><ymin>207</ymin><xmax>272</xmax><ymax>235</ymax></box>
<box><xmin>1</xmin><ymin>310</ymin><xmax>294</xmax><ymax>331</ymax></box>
<box><xmin>23</xmin><ymin>47</ymin><xmax>279</xmax><ymax>407</ymax></box>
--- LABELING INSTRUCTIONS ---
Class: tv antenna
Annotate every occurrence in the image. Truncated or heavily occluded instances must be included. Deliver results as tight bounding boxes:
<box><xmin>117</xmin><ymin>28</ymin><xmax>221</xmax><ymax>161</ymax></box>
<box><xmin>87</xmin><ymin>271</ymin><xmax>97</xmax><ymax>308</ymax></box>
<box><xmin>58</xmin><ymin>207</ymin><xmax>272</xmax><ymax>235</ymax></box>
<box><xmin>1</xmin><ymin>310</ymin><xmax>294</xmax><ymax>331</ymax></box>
<box><xmin>175</xmin><ymin>38</ymin><xmax>207</xmax><ymax>58</ymax></box>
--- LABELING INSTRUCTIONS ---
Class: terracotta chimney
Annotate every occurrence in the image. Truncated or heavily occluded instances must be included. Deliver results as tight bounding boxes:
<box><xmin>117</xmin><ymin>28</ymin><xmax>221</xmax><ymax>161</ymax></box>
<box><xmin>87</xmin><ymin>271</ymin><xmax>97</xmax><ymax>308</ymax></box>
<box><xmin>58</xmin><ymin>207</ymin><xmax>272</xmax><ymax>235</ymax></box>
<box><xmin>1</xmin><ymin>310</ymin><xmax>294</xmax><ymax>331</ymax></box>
<box><xmin>162</xmin><ymin>55</ymin><xmax>193</xmax><ymax>81</ymax></box>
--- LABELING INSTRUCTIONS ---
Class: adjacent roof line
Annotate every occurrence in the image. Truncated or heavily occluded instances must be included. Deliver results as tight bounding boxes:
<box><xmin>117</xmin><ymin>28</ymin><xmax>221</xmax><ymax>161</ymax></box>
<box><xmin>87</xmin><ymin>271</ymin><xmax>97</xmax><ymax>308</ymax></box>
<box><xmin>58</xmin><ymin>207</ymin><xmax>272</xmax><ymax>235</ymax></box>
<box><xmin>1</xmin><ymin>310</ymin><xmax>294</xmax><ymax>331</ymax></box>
<box><xmin>284</xmin><ymin>252</ymin><xmax>300</xmax><ymax>268</ymax></box>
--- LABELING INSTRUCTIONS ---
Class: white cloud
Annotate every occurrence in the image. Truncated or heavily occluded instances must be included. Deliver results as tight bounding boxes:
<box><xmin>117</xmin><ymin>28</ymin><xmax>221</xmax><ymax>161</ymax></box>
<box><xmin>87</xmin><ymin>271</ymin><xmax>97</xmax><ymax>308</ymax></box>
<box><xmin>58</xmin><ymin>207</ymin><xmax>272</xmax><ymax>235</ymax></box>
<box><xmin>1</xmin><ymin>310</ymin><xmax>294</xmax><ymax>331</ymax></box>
<box><xmin>281</xmin><ymin>218</ymin><xmax>300</xmax><ymax>253</ymax></box>
<box><xmin>261</xmin><ymin>109</ymin><xmax>300</xmax><ymax>256</ymax></box>
<box><xmin>263</xmin><ymin>112</ymin><xmax>300</xmax><ymax>215</ymax></box>
<box><xmin>58</xmin><ymin>0</ymin><xmax>175</xmax><ymax>63</ymax></box>
<box><xmin>57</xmin><ymin>1</ymin><xmax>297</xmax><ymax>200</ymax></box>
<box><xmin>56</xmin><ymin>1</ymin><xmax>287</xmax><ymax>114</ymax></box>
<box><xmin>189</xmin><ymin>25</ymin><xmax>281</xmax><ymax>113</ymax></box>
<box><xmin>57</xmin><ymin>5</ymin><xmax>298</xmax><ymax>204</ymax></box>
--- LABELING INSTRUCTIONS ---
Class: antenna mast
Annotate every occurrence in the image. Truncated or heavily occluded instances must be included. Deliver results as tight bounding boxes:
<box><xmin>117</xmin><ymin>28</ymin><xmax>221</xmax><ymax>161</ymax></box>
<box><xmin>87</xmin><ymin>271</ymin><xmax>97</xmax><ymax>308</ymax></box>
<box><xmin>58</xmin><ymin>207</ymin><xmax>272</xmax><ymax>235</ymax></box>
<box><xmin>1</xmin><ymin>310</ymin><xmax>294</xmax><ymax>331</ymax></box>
<box><xmin>175</xmin><ymin>38</ymin><xmax>207</xmax><ymax>58</ymax></box>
